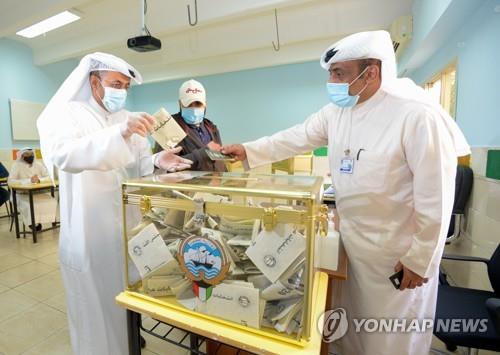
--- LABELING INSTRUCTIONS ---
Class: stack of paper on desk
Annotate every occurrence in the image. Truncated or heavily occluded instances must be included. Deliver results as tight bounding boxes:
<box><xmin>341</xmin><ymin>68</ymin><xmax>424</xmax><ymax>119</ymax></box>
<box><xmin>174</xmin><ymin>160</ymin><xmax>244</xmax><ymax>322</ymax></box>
<box><xmin>151</xmin><ymin>108</ymin><xmax>187</xmax><ymax>150</ymax></box>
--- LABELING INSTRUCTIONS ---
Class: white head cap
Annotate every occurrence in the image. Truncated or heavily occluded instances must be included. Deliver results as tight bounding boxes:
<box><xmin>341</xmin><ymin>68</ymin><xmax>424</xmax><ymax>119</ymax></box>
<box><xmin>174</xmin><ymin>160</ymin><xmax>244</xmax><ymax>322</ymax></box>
<box><xmin>16</xmin><ymin>147</ymin><xmax>34</xmax><ymax>161</ymax></box>
<box><xmin>320</xmin><ymin>30</ymin><xmax>397</xmax><ymax>87</ymax></box>
<box><xmin>179</xmin><ymin>79</ymin><xmax>206</xmax><ymax>107</ymax></box>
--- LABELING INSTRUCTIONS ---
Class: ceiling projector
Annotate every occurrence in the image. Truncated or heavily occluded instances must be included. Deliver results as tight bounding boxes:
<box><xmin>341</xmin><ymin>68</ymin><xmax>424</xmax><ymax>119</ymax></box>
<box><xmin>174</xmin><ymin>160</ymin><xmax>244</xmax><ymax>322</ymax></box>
<box><xmin>127</xmin><ymin>35</ymin><xmax>161</xmax><ymax>52</ymax></box>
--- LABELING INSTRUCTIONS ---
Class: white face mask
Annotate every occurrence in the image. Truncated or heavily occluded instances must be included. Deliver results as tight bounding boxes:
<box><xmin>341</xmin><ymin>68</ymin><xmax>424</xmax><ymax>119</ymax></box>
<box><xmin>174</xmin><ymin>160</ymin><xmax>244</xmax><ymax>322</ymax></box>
<box><xmin>99</xmin><ymin>81</ymin><xmax>127</xmax><ymax>113</ymax></box>
<box><xmin>326</xmin><ymin>67</ymin><xmax>369</xmax><ymax>107</ymax></box>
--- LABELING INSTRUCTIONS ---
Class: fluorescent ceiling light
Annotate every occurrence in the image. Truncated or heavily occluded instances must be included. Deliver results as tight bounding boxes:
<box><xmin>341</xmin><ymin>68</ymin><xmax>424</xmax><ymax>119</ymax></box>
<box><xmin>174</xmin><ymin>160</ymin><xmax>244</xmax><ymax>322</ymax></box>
<box><xmin>16</xmin><ymin>10</ymin><xmax>80</xmax><ymax>38</ymax></box>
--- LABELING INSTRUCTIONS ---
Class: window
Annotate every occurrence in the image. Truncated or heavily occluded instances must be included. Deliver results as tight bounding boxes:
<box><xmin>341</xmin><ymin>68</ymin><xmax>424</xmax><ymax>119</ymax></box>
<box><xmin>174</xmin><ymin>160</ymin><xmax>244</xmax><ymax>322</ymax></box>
<box><xmin>424</xmin><ymin>61</ymin><xmax>457</xmax><ymax>118</ymax></box>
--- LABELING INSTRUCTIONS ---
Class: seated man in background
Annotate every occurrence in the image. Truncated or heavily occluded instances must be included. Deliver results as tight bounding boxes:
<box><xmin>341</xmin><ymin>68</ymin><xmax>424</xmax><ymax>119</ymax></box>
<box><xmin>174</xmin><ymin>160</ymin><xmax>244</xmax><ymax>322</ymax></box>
<box><xmin>7</xmin><ymin>148</ymin><xmax>58</xmax><ymax>230</ymax></box>
<box><xmin>154</xmin><ymin>79</ymin><xmax>226</xmax><ymax>172</ymax></box>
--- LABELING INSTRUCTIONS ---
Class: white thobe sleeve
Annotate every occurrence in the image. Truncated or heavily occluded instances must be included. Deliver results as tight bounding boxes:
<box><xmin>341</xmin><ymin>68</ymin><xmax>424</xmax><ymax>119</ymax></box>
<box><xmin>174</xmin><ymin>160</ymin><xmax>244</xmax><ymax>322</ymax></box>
<box><xmin>7</xmin><ymin>163</ymin><xmax>30</xmax><ymax>185</ymax></box>
<box><xmin>243</xmin><ymin>106</ymin><xmax>330</xmax><ymax>169</ymax></box>
<box><xmin>400</xmin><ymin>108</ymin><xmax>458</xmax><ymax>278</ymax></box>
<box><xmin>36</xmin><ymin>162</ymin><xmax>52</xmax><ymax>182</ymax></box>
<box><xmin>47</xmin><ymin>106</ymin><xmax>137</xmax><ymax>174</ymax></box>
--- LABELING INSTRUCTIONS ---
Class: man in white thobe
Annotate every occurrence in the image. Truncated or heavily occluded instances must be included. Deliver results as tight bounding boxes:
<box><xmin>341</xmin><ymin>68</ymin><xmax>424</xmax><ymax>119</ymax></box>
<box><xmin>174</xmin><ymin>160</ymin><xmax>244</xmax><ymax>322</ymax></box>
<box><xmin>8</xmin><ymin>147</ymin><xmax>58</xmax><ymax>230</ymax></box>
<box><xmin>37</xmin><ymin>52</ymin><xmax>192</xmax><ymax>355</ymax></box>
<box><xmin>222</xmin><ymin>31</ymin><xmax>470</xmax><ymax>355</ymax></box>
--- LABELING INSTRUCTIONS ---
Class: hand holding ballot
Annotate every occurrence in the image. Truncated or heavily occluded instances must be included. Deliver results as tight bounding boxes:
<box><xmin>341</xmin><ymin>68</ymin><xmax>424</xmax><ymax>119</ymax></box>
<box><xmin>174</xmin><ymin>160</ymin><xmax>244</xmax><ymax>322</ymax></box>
<box><xmin>120</xmin><ymin>112</ymin><xmax>156</xmax><ymax>139</ymax></box>
<box><xmin>151</xmin><ymin>108</ymin><xmax>187</xmax><ymax>150</ymax></box>
<box><xmin>220</xmin><ymin>144</ymin><xmax>247</xmax><ymax>161</ymax></box>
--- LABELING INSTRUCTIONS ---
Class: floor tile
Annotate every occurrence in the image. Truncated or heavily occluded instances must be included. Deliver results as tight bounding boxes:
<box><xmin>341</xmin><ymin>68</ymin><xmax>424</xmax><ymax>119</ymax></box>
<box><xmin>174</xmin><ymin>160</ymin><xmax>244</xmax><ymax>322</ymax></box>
<box><xmin>43</xmin><ymin>292</ymin><xmax>67</xmax><ymax>314</ymax></box>
<box><xmin>23</xmin><ymin>327</ymin><xmax>72</xmax><ymax>355</ymax></box>
<box><xmin>0</xmin><ymin>252</ymin><xmax>33</xmax><ymax>273</ymax></box>
<box><xmin>0</xmin><ymin>261</ymin><xmax>55</xmax><ymax>288</ymax></box>
<box><xmin>13</xmin><ymin>240</ymin><xmax>58</xmax><ymax>259</ymax></box>
<box><xmin>0</xmin><ymin>289</ymin><xmax>38</xmax><ymax>323</ymax></box>
<box><xmin>0</xmin><ymin>303</ymin><xmax>67</xmax><ymax>353</ymax></box>
<box><xmin>15</xmin><ymin>270</ymin><xmax>64</xmax><ymax>301</ymax></box>
<box><xmin>37</xmin><ymin>252</ymin><xmax>59</xmax><ymax>268</ymax></box>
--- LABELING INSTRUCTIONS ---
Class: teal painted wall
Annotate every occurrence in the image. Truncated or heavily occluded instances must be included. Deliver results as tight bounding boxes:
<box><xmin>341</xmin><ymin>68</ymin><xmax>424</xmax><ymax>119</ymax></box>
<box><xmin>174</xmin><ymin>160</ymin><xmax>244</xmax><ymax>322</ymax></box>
<box><xmin>0</xmin><ymin>39</ymin><xmax>77</xmax><ymax>149</ymax></box>
<box><xmin>129</xmin><ymin>61</ymin><xmax>329</xmax><ymax>144</ymax></box>
<box><xmin>397</xmin><ymin>0</ymin><xmax>452</xmax><ymax>72</ymax></box>
<box><xmin>407</xmin><ymin>0</ymin><xmax>500</xmax><ymax>146</ymax></box>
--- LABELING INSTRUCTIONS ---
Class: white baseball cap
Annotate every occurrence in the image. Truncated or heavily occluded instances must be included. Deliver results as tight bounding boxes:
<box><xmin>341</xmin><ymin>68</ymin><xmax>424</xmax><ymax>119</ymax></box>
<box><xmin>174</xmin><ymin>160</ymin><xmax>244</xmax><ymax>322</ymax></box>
<box><xmin>179</xmin><ymin>79</ymin><xmax>206</xmax><ymax>107</ymax></box>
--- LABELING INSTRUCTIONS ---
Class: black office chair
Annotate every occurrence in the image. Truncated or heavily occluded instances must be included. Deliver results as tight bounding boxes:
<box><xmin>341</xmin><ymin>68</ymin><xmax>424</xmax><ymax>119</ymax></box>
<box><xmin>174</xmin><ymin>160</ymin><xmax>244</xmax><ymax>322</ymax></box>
<box><xmin>447</xmin><ymin>165</ymin><xmax>473</xmax><ymax>244</ymax></box>
<box><xmin>434</xmin><ymin>244</ymin><xmax>500</xmax><ymax>354</ymax></box>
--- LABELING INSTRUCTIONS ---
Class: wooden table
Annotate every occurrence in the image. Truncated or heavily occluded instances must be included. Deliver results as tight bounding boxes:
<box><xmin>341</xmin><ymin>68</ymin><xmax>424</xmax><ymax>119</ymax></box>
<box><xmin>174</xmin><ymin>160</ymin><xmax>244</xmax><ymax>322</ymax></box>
<box><xmin>117</xmin><ymin>272</ymin><xmax>330</xmax><ymax>355</ymax></box>
<box><xmin>8</xmin><ymin>181</ymin><xmax>59</xmax><ymax>243</ymax></box>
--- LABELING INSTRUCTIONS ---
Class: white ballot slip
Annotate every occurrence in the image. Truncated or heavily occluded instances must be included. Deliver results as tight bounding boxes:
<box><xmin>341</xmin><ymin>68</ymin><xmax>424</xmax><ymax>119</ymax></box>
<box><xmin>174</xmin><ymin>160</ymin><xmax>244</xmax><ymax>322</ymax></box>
<box><xmin>246</xmin><ymin>229</ymin><xmax>306</xmax><ymax>283</ymax></box>
<box><xmin>206</xmin><ymin>282</ymin><xmax>262</xmax><ymax>328</ymax></box>
<box><xmin>128</xmin><ymin>223</ymin><xmax>176</xmax><ymax>279</ymax></box>
<box><xmin>151</xmin><ymin>108</ymin><xmax>187</xmax><ymax>150</ymax></box>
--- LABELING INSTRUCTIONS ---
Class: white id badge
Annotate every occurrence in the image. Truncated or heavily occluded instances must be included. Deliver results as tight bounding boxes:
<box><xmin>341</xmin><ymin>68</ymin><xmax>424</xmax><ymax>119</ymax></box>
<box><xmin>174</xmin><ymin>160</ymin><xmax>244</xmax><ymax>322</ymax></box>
<box><xmin>340</xmin><ymin>157</ymin><xmax>354</xmax><ymax>174</ymax></box>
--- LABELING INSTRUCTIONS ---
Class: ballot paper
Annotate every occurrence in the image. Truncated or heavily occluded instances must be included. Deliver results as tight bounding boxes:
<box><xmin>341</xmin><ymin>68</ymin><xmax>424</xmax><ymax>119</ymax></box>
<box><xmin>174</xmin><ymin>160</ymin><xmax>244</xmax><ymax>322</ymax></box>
<box><xmin>261</xmin><ymin>280</ymin><xmax>303</xmax><ymax>301</ymax></box>
<box><xmin>177</xmin><ymin>285</ymin><xmax>197</xmax><ymax>311</ymax></box>
<box><xmin>145</xmin><ymin>275</ymin><xmax>184</xmax><ymax>297</ymax></box>
<box><xmin>260</xmin><ymin>297</ymin><xmax>303</xmax><ymax>333</ymax></box>
<box><xmin>246</xmin><ymin>229</ymin><xmax>306</xmax><ymax>283</ymax></box>
<box><xmin>205</xmin><ymin>281</ymin><xmax>263</xmax><ymax>328</ymax></box>
<box><xmin>205</xmin><ymin>149</ymin><xmax>235</xmax><ymax>161</ymax></box>
<box><xmin>128</xmin><ymin>223</ymin><xmax>176</xmax><ymax>279</ymax></box>
<box><xmin>151</xmin><ymin>108</ymin><xmax>187</xmax><ymax>150</ymax></box>
<box><xmin>274</xmin><ymin>300</ymin><xmax>303</xmax><ymax>333</ymax></box>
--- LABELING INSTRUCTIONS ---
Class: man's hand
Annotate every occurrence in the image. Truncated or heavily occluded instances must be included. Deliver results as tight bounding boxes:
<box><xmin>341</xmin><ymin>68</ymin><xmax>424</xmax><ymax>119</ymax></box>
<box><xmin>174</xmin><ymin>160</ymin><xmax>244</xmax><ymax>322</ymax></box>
<box><xmin>394</xmin><ymin>261</ymin><xmax>429</xmax><ymax>290</ymax></box>
<box><xmin>31</xmin><ymin>175</ymin><xmax>40</xmax><ymax>183</ymax></box>
<box><xmin>156</xmin><ymin>147</ymin><xmax>193</xmax><ymax>172</ymax></box>
<box><xmin>121</xmin><ymin>112</ymin><xmax>156</xmax><ymax>139</ymax></box>
<box><xmin>207</xmin><ymin>141</ymin><xmax>221</xmax><ymax>151</ymax></box>
<box><xmin>220</xmin><ymin>144</ymin><xmax>247</xmax><ymax>161</ymax></box>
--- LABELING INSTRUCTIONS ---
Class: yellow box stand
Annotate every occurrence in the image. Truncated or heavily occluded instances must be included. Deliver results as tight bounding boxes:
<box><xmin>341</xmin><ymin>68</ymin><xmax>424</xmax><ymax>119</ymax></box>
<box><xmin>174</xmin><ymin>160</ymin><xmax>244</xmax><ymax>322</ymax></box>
<box><xmin>272</xmin><ymin>153</ymin><xmax>313</xmax><ymax>175</ymax></box>
<box><xmin>116</xmin><ymin>272</ymin><xmax>329</xmax><ymax>355</ymax></box>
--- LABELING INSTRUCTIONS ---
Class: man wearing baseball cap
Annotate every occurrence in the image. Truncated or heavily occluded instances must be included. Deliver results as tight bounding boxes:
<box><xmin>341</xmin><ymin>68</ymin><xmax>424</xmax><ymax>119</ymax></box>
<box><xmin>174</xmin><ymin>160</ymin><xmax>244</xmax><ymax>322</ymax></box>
<box><xmin>153</xmin><ymin>79</ymin><xmax>226</xmax><ymax>172</ymax></box>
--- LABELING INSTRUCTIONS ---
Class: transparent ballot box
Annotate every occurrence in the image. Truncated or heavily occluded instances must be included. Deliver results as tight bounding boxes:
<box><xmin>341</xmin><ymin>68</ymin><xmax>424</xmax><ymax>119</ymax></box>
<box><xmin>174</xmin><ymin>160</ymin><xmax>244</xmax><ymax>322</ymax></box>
<box><xmin>122</xmin><ymin>171</ymin><xmax>328</xmax><ymax>346</ymax></box>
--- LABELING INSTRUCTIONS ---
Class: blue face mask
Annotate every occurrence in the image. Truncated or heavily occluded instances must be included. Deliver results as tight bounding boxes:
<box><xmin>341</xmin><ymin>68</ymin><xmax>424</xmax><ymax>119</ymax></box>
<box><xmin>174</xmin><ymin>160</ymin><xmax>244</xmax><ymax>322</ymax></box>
<box><xmin>181</xmin><ymin>107</ymin><xmax>205</xmax><ymax>125</ymax></box>
<box><xmin>100</xmin><ymin>83</ymin><xmax>127</xmax><ymax>113</ymax></box>
<box><xmin>326</xmin><ymin>67</ymin><xmax>369</xmax><ymax>108</ymax></box>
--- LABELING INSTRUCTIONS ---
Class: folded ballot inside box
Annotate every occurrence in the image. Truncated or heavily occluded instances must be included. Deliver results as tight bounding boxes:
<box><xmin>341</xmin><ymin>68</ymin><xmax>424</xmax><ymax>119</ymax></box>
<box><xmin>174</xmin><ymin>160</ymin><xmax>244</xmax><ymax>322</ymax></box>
<box><xmin>151</xmin><ymin>108</ymin><xmax>187</xmax><ymax>150</ymax></box>
<box><xmin>128</xmin><ymin>223</ymin><xmax>177</xmax><ymax>279</ymax></box>
<box><xmin>245</xmin><ymin>227</ymin><xmax>306</xmax><ymax>283</ymax></box>
<box><xmin>144</xmin><ymin>275</ymin><xmax>186</xmax><ymax>297</ymax></box>
<box><xmin>203</xmin><ymin>281</ymin><xmax>265</xmax><ymax>329</ymax></box>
